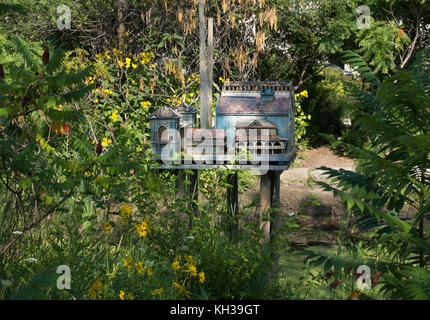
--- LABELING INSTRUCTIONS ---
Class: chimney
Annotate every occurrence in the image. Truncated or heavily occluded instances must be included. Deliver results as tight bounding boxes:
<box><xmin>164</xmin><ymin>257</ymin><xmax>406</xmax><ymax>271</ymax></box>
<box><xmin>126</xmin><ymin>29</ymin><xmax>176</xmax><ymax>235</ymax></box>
<box><xmin>260</xmin><ymin>88</ymin><xmax>274</xmax><ymax>102</ymax></box>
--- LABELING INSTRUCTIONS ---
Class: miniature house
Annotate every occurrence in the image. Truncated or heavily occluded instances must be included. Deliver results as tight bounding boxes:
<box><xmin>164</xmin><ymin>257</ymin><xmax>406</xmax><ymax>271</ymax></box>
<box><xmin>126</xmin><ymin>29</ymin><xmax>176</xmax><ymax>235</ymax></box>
<box><xmin>148</xmin><ymin>102</ymin><xmax>198</xmax><ymax>158</ymax></box>
<box><xmin>149</xmin><ymin>81</ymin><xmax>296</xmax><ymax>169</ymax></box>
<box><xmin>215</xmin><ymin>81</ymin><xmax>296</xmax><ymax>166</ymax></box>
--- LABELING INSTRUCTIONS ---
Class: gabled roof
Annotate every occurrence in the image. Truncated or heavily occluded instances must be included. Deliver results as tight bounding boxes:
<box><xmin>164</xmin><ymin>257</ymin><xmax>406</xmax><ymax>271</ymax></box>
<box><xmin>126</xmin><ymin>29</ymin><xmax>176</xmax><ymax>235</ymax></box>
<box><xmin>148</xmin><ymin>106</ymin><xmax>180</xmax><ymax>119</ymax></box>
<box><xmin>175</xmin><ymin>102</ymin><xmax>198</xmax><ymax>114</ymax></box>
<box><xmin>246</xmin><ymin>118</ymin><xmax>277</xmax><ymax>128</ymax></box>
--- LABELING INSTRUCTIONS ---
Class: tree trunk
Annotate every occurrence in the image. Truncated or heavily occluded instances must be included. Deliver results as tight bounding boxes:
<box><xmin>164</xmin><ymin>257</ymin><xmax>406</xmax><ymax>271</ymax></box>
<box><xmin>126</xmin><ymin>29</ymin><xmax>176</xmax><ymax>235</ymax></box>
<box><xmin>117</xmin><ymin>0</ymin><xmax>128</xmax><ymax>48</ymax></box>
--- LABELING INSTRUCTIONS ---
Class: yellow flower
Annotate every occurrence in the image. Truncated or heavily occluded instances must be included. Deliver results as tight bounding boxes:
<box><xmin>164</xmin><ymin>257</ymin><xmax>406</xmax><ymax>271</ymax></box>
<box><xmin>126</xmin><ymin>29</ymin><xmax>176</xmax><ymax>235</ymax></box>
<box><xmin>124</xmin><ymin>32</ymin><xmax>129</xmax><ymax>37</ymax></box>
<box><xmin>119</xmin><ymin>290</ymin><xmax>134</xmax><ymax>300</ymax></box>
<box><xmin>101</xmin><ymin>137</ymin><xmax>111</xmax><ymax>147</ymax></box>
<box><xmin>118</xmin><ymin>60</ymin><xmax>124</xmax><ymax>67</ymax></box>
<box><xmin>134</xmin><ymin>218</ymin><xmax>151</xmax><ymax>238</ymax></box>
<box><xmin>187</xmin><ymin>264</ymin><xmax>198</xmax><ymax>277</ymax></box>
<box><xmin>120</xmin><ymin>204</ymin><xmax>132</xmax><ymax>223</ymax></box>
<box><xmin>132</xmin><ymin>63</ymin><xmax>137</xmax><ymax>69</ymax></box>
<box><xmin>140</xmin><ymin>101</ymin><xmax>152</xmax><ymax>109</ymax></box>
<box><xmin>135</xmin><ymin>261</ymin><xmax>144</xmax><ymax>274</ymax></box>
<box><xmin>93</xmin><ymin>98</ymin><xmax>98</xmax><ymax>103</ymax></box>
<box><xmin>145</xmin><ymin>265</ymin><xmax>152</xmax><ymax>277</ymax></box>
<box><xmin>122</xmin><ymin>257</ymin><xmax>133</xmax><ymax>270</ymax></box>
<box><xmin>298</xmin><ymin>90</ymin><xmax>309</xmax><ymax>98</ymax></box>
<box><xmin>174</xmin><ymin>282</ymin><xmax>191</xmax><ymax>299</ymax></box>
<box><xmin>172</xmin><ymin>260</ymin><xmax>181</xmax><ymax>271</ymax></box>
<box><xmin>87</xmin><ymin>279</ymin><xmax>104</xmax><ymax>300</ymax></box>
<box><xmin>151</xmin><ymin>288</ymin><xmax>164</xmax><ymax>296</ymax></box>
<box><xmin>111</xmin><ymin>110</ymin><xmax>119</xmax><ymax>122</ymax></box>
<box><xmin>104</xmin><ymin>221</ymin><xmax>112</xmax><ymax>231</ymax></box>
<box><xmin>184</xmin><ymin>254</ymin><xmax>196</xmax><ymax>266</ymax></box>
<box><xmin>199</xmin><ymin>272</ymin><xmax>206</xmax><ymax>283</ymax></box>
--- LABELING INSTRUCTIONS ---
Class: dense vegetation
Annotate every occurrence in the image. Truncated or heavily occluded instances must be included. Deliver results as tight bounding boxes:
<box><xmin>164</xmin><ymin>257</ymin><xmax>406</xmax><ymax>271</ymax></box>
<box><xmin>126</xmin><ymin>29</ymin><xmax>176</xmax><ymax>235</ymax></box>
<box><xmin>0</xmin><ymin>0</ymin><xmax>429</xmax><ymax>300</ymax></box>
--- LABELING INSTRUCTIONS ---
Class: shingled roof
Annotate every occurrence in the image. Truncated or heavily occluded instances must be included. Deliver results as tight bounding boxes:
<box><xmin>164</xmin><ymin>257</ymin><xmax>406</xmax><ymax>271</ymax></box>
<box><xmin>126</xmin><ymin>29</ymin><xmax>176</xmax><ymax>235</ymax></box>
<box><xmin>148</xmin><ymin>106</ymin><xmax>180</xmax><ymax>119</ymax></box>
<box><xmin>216</xmin><ymin>81</ymin><xmax>293</xmax><ymax>115</ymax></box>
<box><xmin>216</xmin><ymin>95</ymin><xmax>290</xmax><ymax>114</ymax></box>
<box><xmin>175</xmin><ymin>102</ymin><xmax>198</xmax><ymax>114</ymax></box>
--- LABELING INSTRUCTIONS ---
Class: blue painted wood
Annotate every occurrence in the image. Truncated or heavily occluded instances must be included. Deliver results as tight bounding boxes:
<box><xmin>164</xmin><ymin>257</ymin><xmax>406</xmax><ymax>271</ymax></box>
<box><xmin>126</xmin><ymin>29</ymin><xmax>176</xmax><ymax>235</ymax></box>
<box><xmin>149</xmin><ymin>81</ymin><xmax>296</xmax><ymax>168</ymax></box>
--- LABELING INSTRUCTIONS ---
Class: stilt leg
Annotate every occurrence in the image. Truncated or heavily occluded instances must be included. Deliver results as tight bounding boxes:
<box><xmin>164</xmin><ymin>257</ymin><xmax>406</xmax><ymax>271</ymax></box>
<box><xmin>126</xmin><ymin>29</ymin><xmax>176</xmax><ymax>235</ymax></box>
<box><xmin>175</xmin><ymin>170</ymin><xmax>186</xmax><ymax>200</ymax></box>
<box><xmin>227</xmin><ymin>172</ymin><xmax>239</xmax><ymax>241</ymax></box>
<box><xmin>270</xmin><ymin>170</ymin><xmax>282</xmax><ymax>276</ymax></box>
<box><xmin>188</xmin><ymin>169</ymin><xmax>199</xmax><ymax>228</ymax></box>
<box><xmin>259</xmin><ymin>171</ymin><xmax>272</xmax><ymax>248</ymax></box>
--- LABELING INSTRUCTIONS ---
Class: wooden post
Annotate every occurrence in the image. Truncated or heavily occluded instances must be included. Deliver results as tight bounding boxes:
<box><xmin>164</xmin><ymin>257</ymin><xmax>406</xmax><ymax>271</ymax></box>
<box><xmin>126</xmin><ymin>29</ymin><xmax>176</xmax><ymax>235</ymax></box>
<box><xmin>117</xmin><ymin>0</ymin><xmax>128</xmax><ymax>48</ymax></box>
<box><xmin>258</xmin><ymin>171</ymin><xmax>272</xmax><ymax>248</ymax></box>
<box><xmin>199</xmin><ymin>0</ymin><xmax>209</xmax><ymax>129</ymax></box>
<box><xmin>175</xmin><ymin>170</ymin><xmax>186</xmax><ymax>200</ymax></box>
<box><xmin>188</xmin><ymin>169</ymin><xmax>199</xmax><ymax>227</ymax></box>
<box><xmin>207</xmin><ymin>18</ymin><xmax>214</xmax><ymax>128</ymax></box>
<box><xmin>270</xmin><ymin>170</ymin><xmax>281</xmax><ymax>276</ymax></box>
<box><xmin>227</xmin><ymin>172</ymin><xmax>239</xmax><ymax>241</ymax></box>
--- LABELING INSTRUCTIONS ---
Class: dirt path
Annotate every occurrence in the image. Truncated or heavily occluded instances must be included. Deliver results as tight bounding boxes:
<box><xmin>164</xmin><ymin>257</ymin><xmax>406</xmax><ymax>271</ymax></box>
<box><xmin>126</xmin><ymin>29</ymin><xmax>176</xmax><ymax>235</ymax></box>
<box><xmin>242</xmin><ymin>146</ymin><xmax>357</xmax><ymax>246</ymax></box>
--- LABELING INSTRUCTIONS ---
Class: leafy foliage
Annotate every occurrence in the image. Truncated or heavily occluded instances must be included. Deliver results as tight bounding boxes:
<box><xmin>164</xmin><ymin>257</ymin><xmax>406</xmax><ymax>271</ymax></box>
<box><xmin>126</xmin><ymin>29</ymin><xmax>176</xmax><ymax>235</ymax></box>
<box><xmin>356</xmin><ymin>21</ymin><xmax>410</xmax><ymax>74</ymax></box>
<box><xmin>307</xmin><ymin>48</ymin><xmax>430</xmax><ymax>299</ymax></box>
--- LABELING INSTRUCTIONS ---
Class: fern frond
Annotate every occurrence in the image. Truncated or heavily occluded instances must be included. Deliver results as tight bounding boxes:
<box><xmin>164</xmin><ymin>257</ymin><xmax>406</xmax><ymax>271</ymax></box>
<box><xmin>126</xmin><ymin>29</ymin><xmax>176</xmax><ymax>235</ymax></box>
<box><xmin>46</xmin><ymin>48</ymin><xmax>65</xmax><ymax>75</ymax></box>
<box><xmin>8</xmin><ymin>35</ymin><xmax>40</xmax><ymax>74</ymax></box>
<box><xmin>342</xmin><ymin>50</ymin><xmax>380</xmax><ymax>88</ymax></box>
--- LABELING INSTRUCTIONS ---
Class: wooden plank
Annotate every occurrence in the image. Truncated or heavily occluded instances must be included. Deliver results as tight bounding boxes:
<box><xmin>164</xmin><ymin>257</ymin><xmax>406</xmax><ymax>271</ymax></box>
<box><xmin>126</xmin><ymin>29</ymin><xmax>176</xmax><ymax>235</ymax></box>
<box><xmin>188</xmin><ymin>169</ymin><xmax>199</xmax><ymax>226</ymax></box>
<box><xmin>226</xmin><ymin>172</ymin><xmax>239</xmax><ymax>241</ymax></box>
<box><xmin>207</xmin><ymin>17</ymin><xmax>214</xmax><ymax>128</ymax></box>
<box><xmin>258</xmin><ymin>172</ymin><xmax>272</xmax><ymax>247</ymax></box>
<box><xmin>270</xmin><ymin>170</ymin><xmax>282</xmax><ymax>276</ymax></box>
<box><xmin>199</xmin><ymin>0</ymin><xmax>209</xmax><ymax>129</ymax></box>
<box><xmin>175</xmin><ymin>170</ymin><xmax>186</xmax><ymax>200</ymax></box>
<box><xmin>152</xmin><ymin>164</ymin><xmax>293</xmax><ymax>170</ymax></box>
<box><xmin>152</xmin><ymin>153</ymin><xmax>294</xmax><ymax>162</ymax></box>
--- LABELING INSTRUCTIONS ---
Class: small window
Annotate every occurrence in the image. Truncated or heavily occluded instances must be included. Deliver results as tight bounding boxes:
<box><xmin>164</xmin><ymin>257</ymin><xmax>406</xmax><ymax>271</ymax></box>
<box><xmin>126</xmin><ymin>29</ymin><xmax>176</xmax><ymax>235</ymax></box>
<box><xmin>157</xmin><ymin>125</ymin><xmax>169</xmax><ymax>143</ymax></box>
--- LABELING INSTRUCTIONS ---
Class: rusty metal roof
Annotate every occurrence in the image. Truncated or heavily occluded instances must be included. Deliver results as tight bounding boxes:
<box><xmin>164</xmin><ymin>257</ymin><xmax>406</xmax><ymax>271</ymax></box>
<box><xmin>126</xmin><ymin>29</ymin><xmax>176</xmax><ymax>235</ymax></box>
<box><xmin>216</xmin><ymin>95</ymin><xmax>290</xmax><ymax>114</ymax></box>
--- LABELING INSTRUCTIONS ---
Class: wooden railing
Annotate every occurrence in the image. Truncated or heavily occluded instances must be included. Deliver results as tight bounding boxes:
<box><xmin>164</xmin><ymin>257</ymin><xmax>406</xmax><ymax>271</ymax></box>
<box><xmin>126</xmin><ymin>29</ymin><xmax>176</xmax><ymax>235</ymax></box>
<box><xmin>222</xmin><ymin>81</ymin><xmax>293</xmax><ymax>93</ymax></box>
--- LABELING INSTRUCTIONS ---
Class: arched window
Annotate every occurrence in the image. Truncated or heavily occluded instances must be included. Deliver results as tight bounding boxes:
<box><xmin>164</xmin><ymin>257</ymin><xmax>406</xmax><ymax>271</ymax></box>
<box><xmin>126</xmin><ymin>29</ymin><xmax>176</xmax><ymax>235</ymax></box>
<box><xmin>157</xmin><ymin>125</ymin><xmax>169</xmax><ymax>143</ymax></box>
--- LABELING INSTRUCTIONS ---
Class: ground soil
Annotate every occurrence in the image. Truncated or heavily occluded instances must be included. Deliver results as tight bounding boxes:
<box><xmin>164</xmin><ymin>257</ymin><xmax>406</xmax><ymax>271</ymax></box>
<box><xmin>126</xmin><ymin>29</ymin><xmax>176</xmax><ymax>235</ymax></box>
<box><xmin>242</xmin><ymin>146</ymin><xmax>357</xmax><ymax>246</ymax></box>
